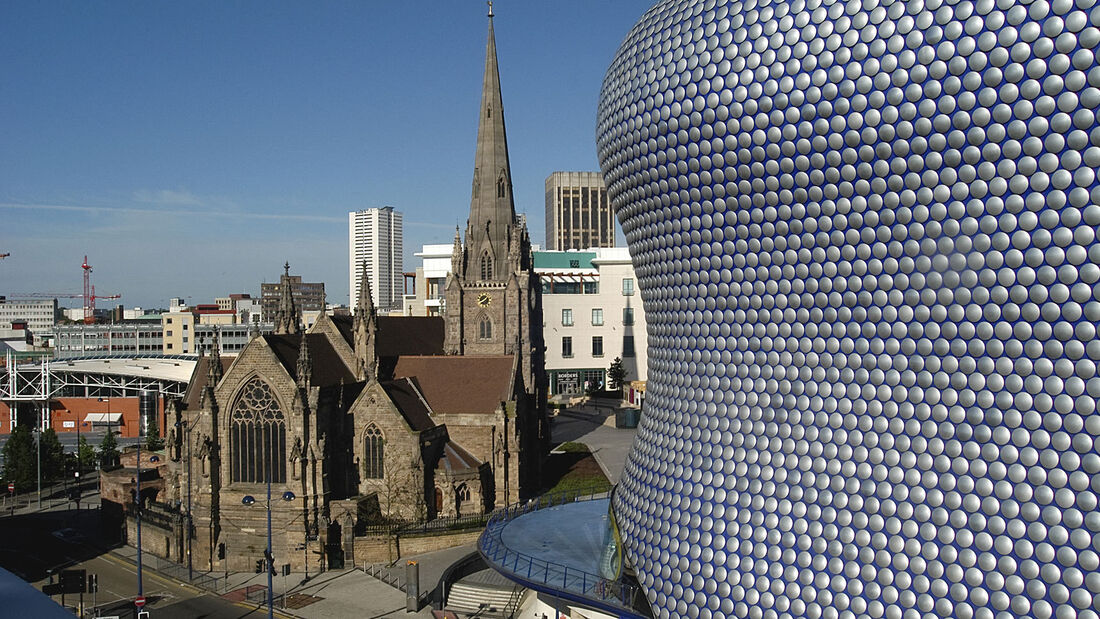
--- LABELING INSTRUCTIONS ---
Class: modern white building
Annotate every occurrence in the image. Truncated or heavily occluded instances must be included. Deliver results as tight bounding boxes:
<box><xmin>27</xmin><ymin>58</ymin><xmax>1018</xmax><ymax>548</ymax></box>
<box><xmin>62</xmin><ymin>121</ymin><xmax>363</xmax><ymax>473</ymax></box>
<box><xmin>534</xmin><ymin>247</ymin><xmax>647</xmax><ymax>395</ymax></box>
<box><xmin>402</xmin><ymin>244</ymin><xmax>452</xmax><ymax>316</ymax></box>
<box><xmin>0</xmin><ymin>298</ymin><xmax>58</xmax><ymax>332</ymax></box>
<box><xmin>348</xmin><ymin>206</ymin><xmax>403</xmax><ymax>311</ymax></box>
<box><xmin>53</xmin><ymin>321</ymin><xmax>165</xmax><ymax>358</ymax></box>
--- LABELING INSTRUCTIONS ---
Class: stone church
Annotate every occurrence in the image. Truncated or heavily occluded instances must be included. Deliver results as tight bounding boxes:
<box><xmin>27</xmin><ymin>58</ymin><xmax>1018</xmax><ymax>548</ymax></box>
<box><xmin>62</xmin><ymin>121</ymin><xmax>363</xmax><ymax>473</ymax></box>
<box><xmin>164</xmin><ymin>10</ymin><xmax>547</xmax><ymax>573</ymax></box>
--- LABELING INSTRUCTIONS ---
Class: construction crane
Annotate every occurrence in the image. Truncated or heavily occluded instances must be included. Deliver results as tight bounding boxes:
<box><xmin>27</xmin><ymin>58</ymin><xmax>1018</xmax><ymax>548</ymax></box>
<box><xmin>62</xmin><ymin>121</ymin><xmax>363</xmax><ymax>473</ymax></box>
<box><xmin>9</xmin><ymin>256</ymin><xmax>121</xmax><ymax>323</ymax></box>
<box><xmin>81</xmin><ymin>255</ymin><xmax>122</xmax><ymax>324</ymax></box>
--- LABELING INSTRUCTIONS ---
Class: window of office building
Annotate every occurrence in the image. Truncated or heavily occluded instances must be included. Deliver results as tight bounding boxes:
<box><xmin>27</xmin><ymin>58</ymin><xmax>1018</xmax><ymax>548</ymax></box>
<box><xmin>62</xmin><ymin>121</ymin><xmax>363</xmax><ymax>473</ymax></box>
<box><xmin>622</xmin><ymin>278</ymin><xmax>634</xmax><ymax>296</ymax></box>
<box><xmin>562</xmin><ymin>309</ymin><xmax>573</xmax><ymax>326</ymax></box>
<box><xmin>592</xmin><ymin>308</ymin><xmax>604</xmax><ymax>326</ymax></box>
<box><xmin>583</xmin><ymin>281</ymin><xmax>599</xmax><ymax>294</ymax></box>
<box><xmin>592</xmin><ymin>336</ymin><xmax>604</xmax><ymax>357</ymax></box>
<box><xmin>562</xmin><ymin>336</ymin><xmax>573</xmax><ymax>358</ymax></box>
<box><xmin>623</xmin><ymin>307</ymin><xmax>634</xmax><ymax>325</ymax></box>
<box><xmin>623</xmin><ymin>335</ymin><xmax>635</xmax><ymax>357</ymax></box>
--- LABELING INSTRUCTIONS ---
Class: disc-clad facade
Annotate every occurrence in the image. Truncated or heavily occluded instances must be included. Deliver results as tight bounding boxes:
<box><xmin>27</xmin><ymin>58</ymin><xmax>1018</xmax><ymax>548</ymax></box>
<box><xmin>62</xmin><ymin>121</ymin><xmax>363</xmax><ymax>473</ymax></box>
<box><xmin>598</xmin><ymin>0</ymin><xmax>1100</xmax><ymax>617</ymax></box>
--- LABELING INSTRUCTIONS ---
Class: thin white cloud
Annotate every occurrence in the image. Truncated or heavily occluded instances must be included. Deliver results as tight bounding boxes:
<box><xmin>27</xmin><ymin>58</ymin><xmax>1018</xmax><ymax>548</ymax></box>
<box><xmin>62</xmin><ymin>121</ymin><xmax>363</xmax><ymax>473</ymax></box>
<box><xmin>0</xmin><ymin>202</ymin><xmax>344</xmax><ymax>223</ymax></box>
<box><xmin>405</xmin><ymin>220</ymin><xmax>460</xmax><ymax>230</ymax></box>
<box><xmin>131</xmin><ymin>188</ymin><xmax>206</xmax><ymax>206</ymax></box>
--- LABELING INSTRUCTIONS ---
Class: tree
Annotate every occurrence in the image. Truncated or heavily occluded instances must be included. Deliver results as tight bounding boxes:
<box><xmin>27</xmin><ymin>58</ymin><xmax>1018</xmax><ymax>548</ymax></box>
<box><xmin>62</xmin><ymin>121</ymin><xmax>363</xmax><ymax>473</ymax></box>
<box><xmin>76</xmin><ymin>435</ymin><xmax>97</xmax><ymax>472</ymax></box>
<box><xmin>39</xmin><ymin>429</ymin><xmax>66</xmax><ymax>482</ymax></box>
<box><xmin>99</xmin><ymin>431</ymin><xmax>120</xmax><ymax>469</ymax></box>
<box><xmin>607</xmin><ymin>357</ymin><xmax>627</xmax><ymax>393</ymax></box>
<box><xmin>2</xmin><ymin>424</ymin><xmax>36</xmax><ymax>493</ymax></box>
<box><xmin>145</xmin><ymin>417</ymin><xmax>165</xmax><ymax>451</ymax></box>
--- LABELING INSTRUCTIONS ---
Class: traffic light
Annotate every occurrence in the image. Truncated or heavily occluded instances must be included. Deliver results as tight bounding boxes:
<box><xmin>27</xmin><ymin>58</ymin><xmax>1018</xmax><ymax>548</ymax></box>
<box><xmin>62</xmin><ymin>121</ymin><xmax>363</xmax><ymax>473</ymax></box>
<box><xmin>87</xmin><ymin>573</ymin><xmax>98</xmax><ymax>593</ymax></box>
<box><xmin>60</xmin><ymin>569</ymin><xmax>86</xmax><ymax>594</ymax></box>
<box><xmin>255</xmin><ymin>559</ymin><xmax>265</xmax><ymax>574</ymax></box>
<box><xmin>217</xmin><ymin>543</ymin><xmax>226</xmax><ymax>559</ymax></box>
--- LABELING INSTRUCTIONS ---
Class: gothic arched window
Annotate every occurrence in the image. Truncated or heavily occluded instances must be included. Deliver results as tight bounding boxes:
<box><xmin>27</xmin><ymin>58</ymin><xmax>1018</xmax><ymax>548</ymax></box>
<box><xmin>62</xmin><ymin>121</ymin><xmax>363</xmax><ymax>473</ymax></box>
<box><xmin>364</xmin><ymin>424</ymin><xmax>384</xmax><ymax>479</ymax></box>
<box><xmin>230</xmin><ymin>377</ymin><xmax>286</xmax><ymax>483</ymax></box>
<box><xmin>456</xmin><ymin>483</ymin><xmax>471</xmax><ymax>516</ymax></box>
<box><xmin>480</xmin><ymin>251</ymin><xmax>493</xmax><ymax>280</ymax></box>
<box><xmin>497</xmin><ymin>175</ymin><xmax>506</xmax><ymax>198</ymax></box>
<box><xmin>479</xmin><ymin>317</ymin><xmax>492</xmax><ymax>340</ymax></box>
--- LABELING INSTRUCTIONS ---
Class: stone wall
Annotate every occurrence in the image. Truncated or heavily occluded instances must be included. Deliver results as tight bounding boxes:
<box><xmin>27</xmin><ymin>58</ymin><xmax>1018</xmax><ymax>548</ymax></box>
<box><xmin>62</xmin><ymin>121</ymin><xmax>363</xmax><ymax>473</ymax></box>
<box><xmin>125</xmin><ymin>517</ymin><xmax>179</xmax><ymax>563</ymax></box>
<box><xmin>353</xmin><ymin>529</ymin><xmax>483</xmax><ymax>565</ymax></box>
<box><xmin>349</xmin><ymin>381</ymin><xmax>428</xmax><ymax>521</ymax></box>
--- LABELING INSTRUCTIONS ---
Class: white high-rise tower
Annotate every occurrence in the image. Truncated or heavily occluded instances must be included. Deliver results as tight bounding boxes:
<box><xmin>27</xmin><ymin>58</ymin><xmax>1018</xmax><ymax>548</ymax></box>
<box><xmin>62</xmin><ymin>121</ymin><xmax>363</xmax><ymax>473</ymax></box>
<box><xmin>348</xmin><ymin>206</ymin><xmax>403</xmax><ymax>311</ymax></box>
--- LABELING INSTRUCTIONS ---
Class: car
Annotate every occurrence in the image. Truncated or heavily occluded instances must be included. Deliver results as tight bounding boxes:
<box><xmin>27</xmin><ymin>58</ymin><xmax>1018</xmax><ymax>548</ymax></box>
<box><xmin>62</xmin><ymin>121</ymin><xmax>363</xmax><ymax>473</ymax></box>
<box><xmin>51</xmin><ymin>528</ymin><xmax>85</xmax><ymax>544</ymax></box>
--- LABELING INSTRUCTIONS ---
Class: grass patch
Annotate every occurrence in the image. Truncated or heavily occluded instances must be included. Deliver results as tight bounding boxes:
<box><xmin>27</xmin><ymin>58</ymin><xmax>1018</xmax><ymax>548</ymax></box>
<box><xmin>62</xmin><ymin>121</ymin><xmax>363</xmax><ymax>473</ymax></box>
<box><xmin>539</xmin><ymin>442</ymin><xmax>612</xmax><ymax>498</ymax></box>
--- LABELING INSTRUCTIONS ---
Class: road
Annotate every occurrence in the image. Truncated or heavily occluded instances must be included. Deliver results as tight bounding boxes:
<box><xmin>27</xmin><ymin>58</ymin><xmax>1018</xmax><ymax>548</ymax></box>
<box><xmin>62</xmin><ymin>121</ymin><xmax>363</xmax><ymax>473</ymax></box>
<box><xmin>0</xmin><ymin>477</ymin><xmax>279</xmax><ymax>618</ymax></box>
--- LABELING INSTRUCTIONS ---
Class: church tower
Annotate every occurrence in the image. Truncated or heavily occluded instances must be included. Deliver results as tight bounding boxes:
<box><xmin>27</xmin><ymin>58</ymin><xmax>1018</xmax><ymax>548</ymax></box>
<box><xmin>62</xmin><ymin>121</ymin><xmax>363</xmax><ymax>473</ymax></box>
<box><xmin>445</xmin><ymin>5</ymin><xmax>541</xmax><ymax>376</ymax></box>
<box><xmin>444</xmin><ymin>4</ymin><xmax>547</xmax><ymax>471</ymax></box>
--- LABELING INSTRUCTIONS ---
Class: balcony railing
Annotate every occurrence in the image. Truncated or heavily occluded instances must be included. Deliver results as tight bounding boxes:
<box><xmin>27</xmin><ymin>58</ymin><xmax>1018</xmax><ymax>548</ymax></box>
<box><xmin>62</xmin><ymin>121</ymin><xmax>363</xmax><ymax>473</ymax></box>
<box><xmin>478</xmin><ymin>489</ymin><xmax>649</xmax><ymax>618</ymax></box>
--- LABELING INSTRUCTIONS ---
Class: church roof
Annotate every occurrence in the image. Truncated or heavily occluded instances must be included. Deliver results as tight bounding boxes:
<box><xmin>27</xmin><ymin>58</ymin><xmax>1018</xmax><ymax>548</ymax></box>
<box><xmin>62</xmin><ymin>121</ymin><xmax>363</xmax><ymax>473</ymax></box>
<box><xmin>181</xmin><ymin>356</ymin><xmax>234</xmax><ymax>410</ymax></box>
<box><xmin>439</xmin><ymin>441</ymin><xmax>482</xmax><ymax>475</ymax></box>
<box><xmin>380</xmin><ymin>377</ymin><xmax>436</xmax><ymax>432</ymax></box>
<box><xmin>392</xmin><ymin>355</ymin><xmax>515</xmax><ymax>414</ymax></box>
<box><xmin>376</xmin><ymin>316</ymin><xmax>445</xmax><ymax>357</ymax></box>
<box><xmin>264</xmin><ymin>333</ymin><xmax>355</xmax><ymax>386</ymax></box>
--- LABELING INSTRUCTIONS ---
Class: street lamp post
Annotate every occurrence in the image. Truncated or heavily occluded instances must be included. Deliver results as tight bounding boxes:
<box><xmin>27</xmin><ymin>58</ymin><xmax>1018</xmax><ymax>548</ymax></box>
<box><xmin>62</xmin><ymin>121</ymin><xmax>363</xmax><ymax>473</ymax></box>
<box><xmin>242</xmin><ymin>476</ymin><xmax>295</xmax><ymax>619</ymax></box>
<box><xmin>97</xmin><ymin>397</ymin><xmax>112</xmax><ymax>467</ymax></box>
<box><xmin>135</xmin><ymin>439</ymin><xmax>146</xmax><ymax>598</ymax></box>
<box><xmin>34</xmin><ymin>426</ymin><xmax>41</xmax><ymax>510</ymax></box>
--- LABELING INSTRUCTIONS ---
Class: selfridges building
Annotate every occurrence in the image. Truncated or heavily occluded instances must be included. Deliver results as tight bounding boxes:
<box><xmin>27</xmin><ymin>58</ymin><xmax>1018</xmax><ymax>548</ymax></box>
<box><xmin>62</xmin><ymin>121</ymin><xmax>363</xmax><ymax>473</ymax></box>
<box><xmin>597</xmin><ymin>0</ymin><xmax>1100</xmax><ymax>618</ymax></box>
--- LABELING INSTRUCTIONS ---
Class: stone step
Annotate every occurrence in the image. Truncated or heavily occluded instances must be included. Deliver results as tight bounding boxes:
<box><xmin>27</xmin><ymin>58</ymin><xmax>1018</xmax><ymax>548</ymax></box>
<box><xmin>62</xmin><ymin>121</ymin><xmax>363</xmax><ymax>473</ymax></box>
<box><xmin>446</xmin><ymin>581</ymin><xmax>522</xmax><ymax>616</ymax></box>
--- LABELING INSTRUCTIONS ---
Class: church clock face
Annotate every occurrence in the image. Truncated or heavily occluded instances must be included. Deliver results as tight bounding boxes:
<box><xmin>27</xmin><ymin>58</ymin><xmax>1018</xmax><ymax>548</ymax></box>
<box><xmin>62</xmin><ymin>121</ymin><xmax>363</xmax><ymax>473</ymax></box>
<box><xmin>477</xmin><ymin>293</ymin><xmax>492</xmax><ymax>308</ymax></box>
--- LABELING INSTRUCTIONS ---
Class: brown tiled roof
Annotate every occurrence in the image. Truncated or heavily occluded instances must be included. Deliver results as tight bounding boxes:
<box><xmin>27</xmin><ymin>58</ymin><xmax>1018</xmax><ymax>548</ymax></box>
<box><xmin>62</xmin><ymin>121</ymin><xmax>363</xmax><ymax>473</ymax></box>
<box><xmin>380</xmin><ymin>378</ymin><xmax>436</xmax><ymax>432</ymax></box>
<box><xmin>439</xmin><ymin>441</ymin><xmax>482</xmax><ymax>474</ymax></box>
<box><xmin>376</xmin><ymin>317</ymin><xmax>444</xmax><ymax>357</ymax></box>
<box><xmin>181</xmin><ymin>357</ymin><xmax>234</xmax><ymax>410</ymax></box>
<box><xmin>392</xmin><ymin>355</ymin><xmax>515</xmax><ymax>414</ymax></box>
<box><xmin>264</xmin><ymin>333</ymin><xmax>355</xmax><ymax>387</ymax></box>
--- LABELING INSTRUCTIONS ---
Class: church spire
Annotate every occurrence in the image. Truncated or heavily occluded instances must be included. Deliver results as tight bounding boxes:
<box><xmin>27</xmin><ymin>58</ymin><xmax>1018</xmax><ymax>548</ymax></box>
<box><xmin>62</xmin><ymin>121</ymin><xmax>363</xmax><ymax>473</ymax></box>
<box><xmin>275</xmin><ymin>261</ymin><xmax>300</xmax><ymax>335</ymax></box>
<box><xmin>451</xmin><ymin>226</ymin><xmax>464</xmax><ymax>276</ymax></box>
<box><xmin>353</xmin><ymin>262</ymin><xmax>377</xmax><ymax>381</ymax></box>
<box><xmin>207</xmin><ymin>327</ymin><xmax>223</xmax><ymax>386</ymax></box>
<box><xmin>355</xmin><ymin>261</ymin><xmax>375</xmax><ymax>317</ymax></box>
<box><xmin>464</xmin><ymin>6</ymin><xmax>516</xmax><ymax>282</ymax></box>
<box><xmin>296</xmin><ymin>329</ymin><xmax>312</xmax><ymax>389</ymax></box>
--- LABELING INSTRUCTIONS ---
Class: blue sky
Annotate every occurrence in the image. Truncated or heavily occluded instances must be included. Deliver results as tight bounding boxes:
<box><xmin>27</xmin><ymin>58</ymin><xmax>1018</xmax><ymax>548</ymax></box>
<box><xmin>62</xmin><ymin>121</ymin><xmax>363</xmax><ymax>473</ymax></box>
<box><xmin>1</xmin><ymin>1</ymin><xmax>651</xmax><ymax>308</ymax></box>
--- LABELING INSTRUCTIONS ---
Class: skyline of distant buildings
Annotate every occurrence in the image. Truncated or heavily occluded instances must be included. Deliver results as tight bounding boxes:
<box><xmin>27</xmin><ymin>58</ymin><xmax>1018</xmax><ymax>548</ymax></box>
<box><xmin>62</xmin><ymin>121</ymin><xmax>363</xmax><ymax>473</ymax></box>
<box><xmin>2</xmin><ymin>169</ymin><xmax>631</xmax><ymax>395</ymax></box>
